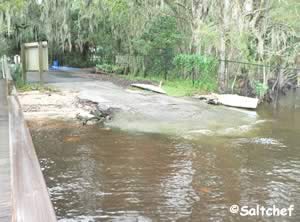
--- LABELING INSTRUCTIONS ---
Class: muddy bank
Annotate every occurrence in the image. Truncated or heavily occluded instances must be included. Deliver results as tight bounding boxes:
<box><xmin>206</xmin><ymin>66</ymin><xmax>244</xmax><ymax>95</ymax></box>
<box><xmin>19</xmin><ymin>90</ymin><xmax>116</xmax><ymax>125</ymax></box>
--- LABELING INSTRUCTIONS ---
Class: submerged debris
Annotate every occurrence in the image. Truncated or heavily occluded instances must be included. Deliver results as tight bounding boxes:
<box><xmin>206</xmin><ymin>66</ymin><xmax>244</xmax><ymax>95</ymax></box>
<box><xmin>194</xmin><ymin>94</ymin><xmax>220</xmax><ymax>105</ymax></box>
<box><xmin>75</xmin><ymin>98</ymin><xmax>119</xmax><ymax>125</ymax></box>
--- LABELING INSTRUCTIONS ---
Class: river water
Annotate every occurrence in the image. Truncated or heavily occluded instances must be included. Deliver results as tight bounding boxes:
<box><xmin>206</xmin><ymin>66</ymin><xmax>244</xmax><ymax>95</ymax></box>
<box><xmin>29</xmin><ymin>89</ymin><xmax>300</xmax><ymax>222</ymax></box>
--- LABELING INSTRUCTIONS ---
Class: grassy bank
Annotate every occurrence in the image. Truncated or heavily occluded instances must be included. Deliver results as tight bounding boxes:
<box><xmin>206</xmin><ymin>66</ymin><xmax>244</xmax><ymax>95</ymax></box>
<box><xmin>11</xmin><ymin>64</ymin><xmax>57</xmax><ymax>92</ymax></box>
<box><xmin>124</xmin><ymin>74</ymin><xmax>217</xmax><ymax>97</ymax></box>
<box><xmin>16</xmin><ymin>83</ymin><xmax>58</xmax><ymax>93</ymax></box>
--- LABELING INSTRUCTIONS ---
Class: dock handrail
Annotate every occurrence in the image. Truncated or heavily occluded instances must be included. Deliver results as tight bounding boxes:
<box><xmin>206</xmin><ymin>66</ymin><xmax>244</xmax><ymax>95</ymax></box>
<box><xmin>1</xmin><ymin>56</ymin><xmax>57</xmax><ymax>222</ymax></box>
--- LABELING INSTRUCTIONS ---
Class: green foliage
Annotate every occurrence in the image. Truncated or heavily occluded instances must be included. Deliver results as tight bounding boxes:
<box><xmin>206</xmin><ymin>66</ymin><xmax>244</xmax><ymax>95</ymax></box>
<box><xmin>173</xmin><ymin>54</ymin><xmax>217</xmax><ymax>78</ymax></box>
<box><xmin>0</xmin><ymin>0</ymin><xmax>24</xmax><ymax>11</ymax></box>
<box><xmin>174</xmin><ymin>54</ymin><xmax>215</xmax><ymax>72</ymax></box>
<box><xmin>142</xmin><ymin>16</ymin><xmax>181</xmax><ymax>50</ymax></box>
<box><xmin>135</xmin><ymin>15</ymin><xmax>182</xmax><ymax>77</ymax></box>
<box><xmin>17</xmin><ymin>83</ymin><xmax>58</xmax><ymax>92</ymax></box>
<box><xmin>163</xmin><ymin>79</ymin><xmax>217</xmax><ymax>97</ymax></box>
<box><xmin>96</xmin><ymin>63</ymin><xmax>124</xmax><ymax>74</ymax></box>
<box><xmin>270</xmin><ymin>0</ymin><xmax>300</xmax><ymax>32</ymax></box>
<box><xmin>0</xmin><ymin>0</ymin><xmax>298</xmax><ymax>96</ymax></box>
<box><xmin>62</xmin><ymin>52</ymin><xmax>96</xmax><ymax>68</ymax></box>
<box><xmin>172</xmin><ymin>54</ymin><xmax>218</xmax><ymax>92</ymax></box>
<box><xmin>124</xmin><ymin>73</ymin><xmax>217</xmax><ymax>96</ymax></box>
<box><xmin>11</xmin><ymin>64</ymin><xmax>57</xmax><ymax>92</ymax></box>
<box><xmin>11</xmin><ymin>64</ymin><xmax>24</xmax><ymax>87</ymax></box>
<box><xmin>254</xmin><ymin>81</ymin><xmax>268</xmax><ymax>98</ymax></box>
<box><xmin>12</xmin><ymin>64</ymin><xmax>33</xmax><ymax>90</ymax></box>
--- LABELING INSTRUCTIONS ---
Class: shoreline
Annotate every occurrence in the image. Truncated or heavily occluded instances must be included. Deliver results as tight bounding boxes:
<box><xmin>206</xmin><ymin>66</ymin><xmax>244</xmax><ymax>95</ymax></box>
<box><xmin>19</xmin><ymin>89</ymin><xmax>114</xmax><ymax>126</ymax></box>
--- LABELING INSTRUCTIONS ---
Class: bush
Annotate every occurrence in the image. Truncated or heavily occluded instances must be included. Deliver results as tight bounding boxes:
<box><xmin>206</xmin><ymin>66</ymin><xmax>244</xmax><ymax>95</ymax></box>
<box><xmin>11</xmin><ymin>64</ymin><xmax>25</xmax><ymax>88</ymax></box>
<box><xmin>96</xmin><ymin>63</ymin><xmax>124</xmax><ymax>74</ymax></box>
<box><xmin>61</xmin><ymin>52</ymin><xmax>96</xmax><ymax>68</ymax></box>
<box><xmin>173</xmin><ymin>54</ymin><xmax>218</xmax><ymax>91</ymax></box>
<box><xmin>253</xmin><ymin>80</ymin><xmax>268</xmax><ymax>98</ymax></box>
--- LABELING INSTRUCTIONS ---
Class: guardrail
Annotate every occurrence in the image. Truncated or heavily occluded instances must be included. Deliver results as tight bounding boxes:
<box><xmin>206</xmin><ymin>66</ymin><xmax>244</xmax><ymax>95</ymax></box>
<box><xmin>1</xmin><ymin>56</ymin><xmax>57</xmax><ymax>222</ymax></box>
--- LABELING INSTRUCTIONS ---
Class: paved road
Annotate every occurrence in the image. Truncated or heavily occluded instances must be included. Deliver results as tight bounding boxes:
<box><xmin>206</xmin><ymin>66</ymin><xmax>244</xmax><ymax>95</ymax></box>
<box><xmin>27</xmin><ymin>71</ymin><xmax>258</xmax><ymax>137</ymax></box>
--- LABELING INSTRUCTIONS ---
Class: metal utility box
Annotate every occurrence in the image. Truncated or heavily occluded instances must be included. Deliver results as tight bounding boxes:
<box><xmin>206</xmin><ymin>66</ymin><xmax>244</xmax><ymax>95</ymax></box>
<box><xmin>23</xmin><ymin>42</ymin><xmax>48</xmax><ymax>71</ymax></box>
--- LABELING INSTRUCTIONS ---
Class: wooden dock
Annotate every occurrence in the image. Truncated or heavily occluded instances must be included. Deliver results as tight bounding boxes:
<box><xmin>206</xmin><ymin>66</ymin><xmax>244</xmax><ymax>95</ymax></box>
<box><xmin>0</xmin><ymin>77</ymin><xmax>57</xmax><ymax>221</ymax></box>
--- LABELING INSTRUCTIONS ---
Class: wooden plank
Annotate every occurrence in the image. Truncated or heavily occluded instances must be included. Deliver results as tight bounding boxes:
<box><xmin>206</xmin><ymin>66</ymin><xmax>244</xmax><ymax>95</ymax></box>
<box><xmin>131</xmin><ymin>83</ymin><xmax>167</xmax><ymax>94</ymax></box>
<box><xmin>0</xmin><ymin>80</ymin><xmax>12</xmax><ymax>221</ymax></box>
<box><xmin>216</xmin><ymin>94</ymin><xmax>259</xmax><ymax>109</ymax></box>
<box><xmin>9</xmin><ymin>92</ymin><xmax>57</xmax><ymax>222</ymax></box>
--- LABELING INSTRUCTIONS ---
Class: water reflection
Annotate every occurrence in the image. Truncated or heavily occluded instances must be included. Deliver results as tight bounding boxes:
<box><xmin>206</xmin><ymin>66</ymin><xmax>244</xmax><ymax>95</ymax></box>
<box><xmin>29</xmin><ymin>89</ymin><xmax>300</xmax><ymax>221</ymax></box>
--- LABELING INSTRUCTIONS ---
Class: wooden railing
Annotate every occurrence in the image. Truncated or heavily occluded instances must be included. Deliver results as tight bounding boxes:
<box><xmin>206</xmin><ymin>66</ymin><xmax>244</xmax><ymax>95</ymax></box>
<box><xmin>0</xmin><ymin>76</ymin><xmax>11</xmax><ymax>221</ymax></box>
<box><xmin>1</xmin><ymin>56</ymin><xmax>57</xmax><ymax>222</ymax></box>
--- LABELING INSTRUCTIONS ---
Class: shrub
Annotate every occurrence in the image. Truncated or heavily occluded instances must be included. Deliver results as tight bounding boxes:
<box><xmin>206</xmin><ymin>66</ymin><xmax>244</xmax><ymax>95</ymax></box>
<box><xmin>173</xmin><ymin>54</ymin><xmax>218</xmax><ymax>91</ymax></box>
<box><xmin>96</xmin><ymin>63</ymin><xmax>124</xmax><ymax>74</ymax></box>
<box><xmin>10</xmin><ymin>64</ymin><xmax>25</xmax><ymax>88</ymax></box>
<box><xmin>253</xmin><ymin>80</ymin><xmax>268</xmax><ymax>98</ymax></box>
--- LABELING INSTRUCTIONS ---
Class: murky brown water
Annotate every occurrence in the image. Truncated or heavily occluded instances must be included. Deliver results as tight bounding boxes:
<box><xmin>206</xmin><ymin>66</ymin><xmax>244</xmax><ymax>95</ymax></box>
<box><xmin>30</xmin><ymin>89</ymin><xmax>300</xmax><ymax>222</ymax></box>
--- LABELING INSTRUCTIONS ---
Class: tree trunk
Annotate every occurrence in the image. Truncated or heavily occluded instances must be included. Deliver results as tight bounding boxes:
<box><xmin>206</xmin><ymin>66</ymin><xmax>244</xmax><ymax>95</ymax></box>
<box><xmin>218</xmin><ymin>35</ymin><xmax>227</xmax><ymax>92</ymax></box>
<box><xmin>218</xmin><ymin>0</ymin><xmax>230</xmax><ymax>92</ymax></box>
<box><xmin>295</xmin><ymin>55</ymin><xmax>300</xmax><ymax>86</ymax></box>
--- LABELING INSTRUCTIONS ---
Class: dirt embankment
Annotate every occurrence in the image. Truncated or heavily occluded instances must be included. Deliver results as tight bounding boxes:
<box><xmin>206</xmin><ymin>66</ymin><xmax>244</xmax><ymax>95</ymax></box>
<box><xmin>19</xmin><ymin>90</ymin><xmax>115</xmax><ymax>125</ymax></box>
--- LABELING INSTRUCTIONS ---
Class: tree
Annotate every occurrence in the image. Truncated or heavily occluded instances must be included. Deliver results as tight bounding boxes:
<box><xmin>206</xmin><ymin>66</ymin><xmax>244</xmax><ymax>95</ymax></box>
<box><xmin>0</xmin><ymin>0</ymin><xmax>298</xmax><ymax>94</ymax></box>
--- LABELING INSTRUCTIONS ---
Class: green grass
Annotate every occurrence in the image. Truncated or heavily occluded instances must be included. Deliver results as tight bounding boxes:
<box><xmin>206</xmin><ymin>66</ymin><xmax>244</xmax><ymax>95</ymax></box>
<box><xmin>163</xmin><ymin>81</ymin><xmax>205</xmax><ymax>97</ymax></box>
<box><xmin>16</xmin><ymin>82</ymin><xmax>58</xmax><ymax>93</ymax></box>
<box><xmin>123</xmin><ymin>73</ymin><xmax>217</xmax><ymax>97</ymax></box>
<box><xmin>124</xmin><ymin>74</ymin><xmax>162</xmax><ymax>83</ymax></box>
<box><xmin>11</xmin><ymin>64</ymin><xmax>58</xmax><ymax>93</ymax></box>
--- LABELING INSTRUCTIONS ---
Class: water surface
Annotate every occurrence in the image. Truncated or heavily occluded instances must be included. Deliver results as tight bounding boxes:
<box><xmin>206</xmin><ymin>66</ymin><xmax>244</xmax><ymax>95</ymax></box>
<box><xmin>30</xmin><ymin>89</ymin><xmax>300</xmax><ymax>222</ymax></box>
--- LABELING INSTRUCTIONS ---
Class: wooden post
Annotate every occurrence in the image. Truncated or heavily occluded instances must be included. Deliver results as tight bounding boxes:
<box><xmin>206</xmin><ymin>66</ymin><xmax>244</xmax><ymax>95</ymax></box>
<box><xmin>21</xmin><ymin>44</ymin><xmax>27</xmax><ymax>83</ymax></box>
<box><xmin>225</xmin><ymin>59</ymin><xmax>229</xmax><ymax>91</ymax></box>
<box><xmin>3</xmin><ymin>55</ymin><xmax>7</xmax><ymax>80</ymax></box>
<box><xmin>1</xmin><ymin>56</ymin><xmax>4</xmax><ymax>79</ymax></box>
<box><xmin>38</xmin><ymin>42</ymin><xmax>43</xmax><ymax>84</ymax></box>
<box><xmin>296</xmin><ymin>55</ymin><xmax>300</xmax><ymax>87</ymax></box>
